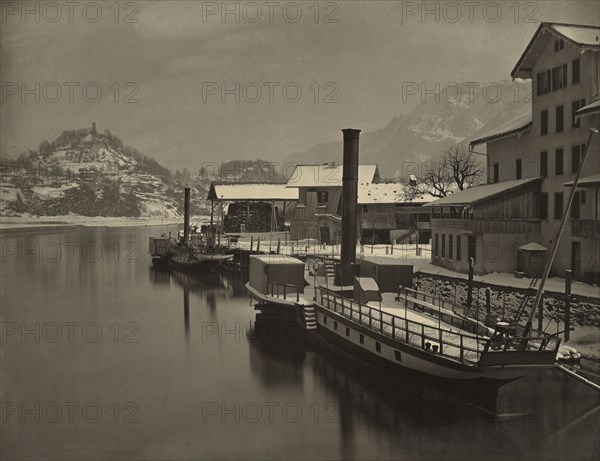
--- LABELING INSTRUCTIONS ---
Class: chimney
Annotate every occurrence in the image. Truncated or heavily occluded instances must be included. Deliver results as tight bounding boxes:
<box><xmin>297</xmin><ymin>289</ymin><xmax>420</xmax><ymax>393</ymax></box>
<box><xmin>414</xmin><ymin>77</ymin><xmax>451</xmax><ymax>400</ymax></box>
<box><xmin>183</xmin><ymin>187</ymin><xmax>191</xmax><ymax>243</ymax></box>
<box><xmin>335</xmin><ymin>128</ymin><xmax>361</xmax><ymax>286</ymax></box>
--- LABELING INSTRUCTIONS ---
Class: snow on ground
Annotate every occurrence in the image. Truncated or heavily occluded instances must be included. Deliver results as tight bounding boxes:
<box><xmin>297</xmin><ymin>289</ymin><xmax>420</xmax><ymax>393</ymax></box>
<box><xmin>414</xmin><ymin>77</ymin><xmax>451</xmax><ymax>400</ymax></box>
<box><xmin>564</xmin><ymin>326</ymin><xmax>600</xmax><ymax>360</ymax></box>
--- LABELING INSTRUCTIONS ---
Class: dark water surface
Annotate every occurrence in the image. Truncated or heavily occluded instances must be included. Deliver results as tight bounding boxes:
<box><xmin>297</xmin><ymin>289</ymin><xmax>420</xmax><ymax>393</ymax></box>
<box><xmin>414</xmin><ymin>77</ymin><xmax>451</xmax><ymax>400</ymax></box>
<box><xmin>1</xmin><ymin>226</ymin><xmax>599</xmax><ymax>460</ymax></box>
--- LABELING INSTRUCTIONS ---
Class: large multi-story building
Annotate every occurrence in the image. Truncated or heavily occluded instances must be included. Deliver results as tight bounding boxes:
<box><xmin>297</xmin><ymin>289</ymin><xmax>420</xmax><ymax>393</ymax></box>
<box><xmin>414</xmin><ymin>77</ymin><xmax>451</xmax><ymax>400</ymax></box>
<box><xmin>430</xmin><ymin>22</ymin><xmax>599</xmax><ymax>281</ymax></box>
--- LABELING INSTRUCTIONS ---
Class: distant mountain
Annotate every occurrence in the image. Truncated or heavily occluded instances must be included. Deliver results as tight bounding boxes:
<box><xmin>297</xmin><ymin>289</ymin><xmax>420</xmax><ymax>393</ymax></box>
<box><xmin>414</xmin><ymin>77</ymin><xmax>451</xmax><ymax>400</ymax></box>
<box><xmin>0</xmin><ymin>126</ymin><xmax>209</xmax><ymax>218</ymax></box>
<box><xmin>282</xmin><ymin>81</ymin><xmax>531</xmax><ymax>177</ymax></box>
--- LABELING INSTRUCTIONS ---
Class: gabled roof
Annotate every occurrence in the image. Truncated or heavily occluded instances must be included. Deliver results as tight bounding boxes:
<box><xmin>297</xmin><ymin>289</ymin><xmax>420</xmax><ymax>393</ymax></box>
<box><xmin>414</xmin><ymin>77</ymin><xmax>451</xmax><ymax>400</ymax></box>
<box><xmin>208</xmin><ymin>182</ymin><xmax>298</xmax><ymax>201</ymax></box>
<box><xmin>357</xmin><ymin>182</ymin><xmax>437</xmax><ymax>205</ymax></box>
<box><xmin>286</xmin><ymin>163</ymin><xmax>379</xmax><ymax>188</ymax></box>
<box><xmin>512</xmin><ymin>22</ymin><xmax>600</xmax><ymax>79</ymax></box>
<box><xmin>425</xmin><ymin>178</ymin><xmax>541</xmax><ymax>207</ymax></box>
<box><xmin>470</xmin><ymin>107</ymin><xmax>532</xmax><ymax>147</ymax></box>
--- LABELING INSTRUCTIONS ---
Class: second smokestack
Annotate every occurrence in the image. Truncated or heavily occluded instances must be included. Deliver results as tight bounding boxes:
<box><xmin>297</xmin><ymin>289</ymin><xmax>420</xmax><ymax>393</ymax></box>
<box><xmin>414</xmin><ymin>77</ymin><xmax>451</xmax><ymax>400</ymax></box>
<box><xmin>335</xmin><ymin>128</ymin><xmax>361</xmax><ymax>286</ymax></box>
<box><xmin>183</xmin><ymin>187</ymin><xmax>191</xmax><ymax>243</ymax></box>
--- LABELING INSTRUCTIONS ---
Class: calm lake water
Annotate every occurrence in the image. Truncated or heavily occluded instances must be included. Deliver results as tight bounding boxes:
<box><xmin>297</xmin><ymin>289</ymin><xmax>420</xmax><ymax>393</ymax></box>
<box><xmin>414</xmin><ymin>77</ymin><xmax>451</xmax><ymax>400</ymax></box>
<box><xmin>1</xmin><ymin>226</ymin><xmax>599</xmax><ymax>461</ymax></box>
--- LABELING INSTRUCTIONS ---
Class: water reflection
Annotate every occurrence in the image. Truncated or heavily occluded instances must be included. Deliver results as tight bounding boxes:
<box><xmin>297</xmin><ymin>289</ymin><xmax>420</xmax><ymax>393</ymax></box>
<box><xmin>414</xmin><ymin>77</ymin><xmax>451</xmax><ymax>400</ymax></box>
<box><xmin>2</xmin><ymin>226</ymin><xmax>598</xmax><ymax>461</ymax></box>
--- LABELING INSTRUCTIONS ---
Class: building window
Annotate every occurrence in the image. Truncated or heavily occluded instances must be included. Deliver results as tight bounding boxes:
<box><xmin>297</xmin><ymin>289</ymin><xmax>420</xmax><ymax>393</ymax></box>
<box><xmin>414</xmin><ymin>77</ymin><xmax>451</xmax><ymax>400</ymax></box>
<box><xmin>554</xmin><ymin>38</ymin><xmax>564</xmax><ymax>51</ymax></box>
<box><xmin>556</xmin><ymin>105</ymin><xmax>564</xmax><ymax>132</ymax></box>
<box><xmin>572</xmin><ymin>99</ymin><xmax>585</xmax><ymax>128</ymax></box>
<box><xmin>434</xmin><ymin>233</ymin><xmax>439</xmax><ymax>256</ymax></box>
<box><xmin>375</xmin><ymin>341</ymin><xmax>381</xmax><ymax>353</ymax></box>
<box><xmin>551</xmin><ymin>64</ymin><xmax>567</xmax><ymax>91</ymax></box>
<box><xmin>516</xmin><ymin>159</ymin><xmax>522</xmax><ymax>179</ymax></box>
<box><xmin>492</xmin><ymin>163</ymin><xmax>499</xmax><ymax>183</ymax></box>
<box><xmin>540</xmin><ymin>193</ymin><xmax>548</xmax><ymax>220</ymax></box>
<box><xmin>456</xmin><ymin>235</ymin><xmax>461</xmax><ymax>261</ymax></box>
<box><xmin>541</xmin><ymin>109</ymin><xmax>548</xmax><ymax>135</ymax></box>
<box><xmin>540</xmin><ymin>151</ymin><xmax>548</xmax><ymax>177</ymax></box>
<box><xmin>323</xmin><ymin>316</ymin><xmax>327</xmax><ymax>324</ymax></box>
<box><xmin>536</xmin><ymin>70</ymin><xmax>551</xmax><ymax>96</ymax></box>
<box><xmin>555</xmin><ymin>149</ymin><xmax>564</xmax><ymax>175</ymax></box>
<box><xmin>394</xmin><ymin>350</ymin><xmax>402</xmax><ymax>361</ymax></box>
<box><xmin>441</xmin><ymin>234</ymin><xmax>446</xmax><ymax>258</ymax></box>
<box><xmin>317</xmin><ymin>191</ymin><xmax>328</xmax><ymax>204</ymax></box>
<box><xmin>572</xmin><ymin>58</ymin><xmax>580</xmax><ymax>84</ymax></box>
<box><xmin>333</xmin><ymin>321</ymin><xmax>338</xmax><ymax>331</ymax></box>
<box><xmin>554</xmin><ymin>192</ymin><xmax>564</xmax><ymax>219</ymax></box>
<box><xmin>345</xmin><ymin>327</ymin><xmax>350</xmax><ymax>337</ymax></box>
<box><xmin>449</xmin><ymin>234</ymin><xmax>454</xmax><ymax>260</ymax></box>
<box><xmin>359</xmin><ymin>334</ymin><xmax>364</xmax><ymax>344</ymax></box>
<box><xmin>571</xmin><ymin>144</ymin><xmax>585</xmax><ymax>173</ymax></box>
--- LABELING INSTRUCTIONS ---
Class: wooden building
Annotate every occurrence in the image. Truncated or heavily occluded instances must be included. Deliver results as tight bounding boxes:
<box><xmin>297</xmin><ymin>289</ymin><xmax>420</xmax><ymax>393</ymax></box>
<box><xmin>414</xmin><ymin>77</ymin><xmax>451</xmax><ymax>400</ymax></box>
<box><xmin>207</xmin><ymin>182</ymin><xmax>298</xmax><ymax>233</ymax></box>
<box><xmin>286</xmin><ymin>163</ymin><xmax>435</xmax><ymax>244</ymax></box>
<box><xmin>426</xmin><ymin>178</ymin><xmax>543</xmax><ymax>274</ymax></box>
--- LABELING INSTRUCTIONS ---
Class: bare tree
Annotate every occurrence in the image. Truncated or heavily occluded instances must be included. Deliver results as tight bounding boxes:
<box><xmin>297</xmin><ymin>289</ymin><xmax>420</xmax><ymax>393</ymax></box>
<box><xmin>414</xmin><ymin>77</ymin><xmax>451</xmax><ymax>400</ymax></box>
<box><xmin>446</xmin><ymin>144</ymin><xmax>485</xmax><ymax>191</ymax></box>
<box><xmin>420</xmin><ymin>143</ymin><xmax>485</xmax><ymax>197</ymax></box>
<box><xmin>421</xmin><ymin>157</ymin><xmax>454</xmax><ymax>198</ymax></box>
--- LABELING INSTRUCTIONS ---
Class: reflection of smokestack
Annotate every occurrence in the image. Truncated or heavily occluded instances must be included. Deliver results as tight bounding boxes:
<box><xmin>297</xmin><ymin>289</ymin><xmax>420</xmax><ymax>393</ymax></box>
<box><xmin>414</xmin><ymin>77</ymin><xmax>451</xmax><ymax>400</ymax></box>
<box><xmin>183</xmin><ymin>187</ymin><xmax>191</xmax><ymax>243</ymax></box>
<box><xmin>336</xmin><ymin>129</ymin><xmax>361</xmax><ymax>286</ymax></box>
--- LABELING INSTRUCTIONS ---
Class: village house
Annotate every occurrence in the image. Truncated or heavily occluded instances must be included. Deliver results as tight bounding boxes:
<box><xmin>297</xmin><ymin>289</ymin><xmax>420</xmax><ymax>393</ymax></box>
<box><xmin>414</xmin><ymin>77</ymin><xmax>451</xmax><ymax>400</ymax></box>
<box><xmin>286</xmin><ymin>162</ymin><xmax>434</xmax><ymax>244</ymax></box>
<box><xmin>430</xmin><ymin>22</ymin><xmax>600</xmax><ymax>281</ymax></box>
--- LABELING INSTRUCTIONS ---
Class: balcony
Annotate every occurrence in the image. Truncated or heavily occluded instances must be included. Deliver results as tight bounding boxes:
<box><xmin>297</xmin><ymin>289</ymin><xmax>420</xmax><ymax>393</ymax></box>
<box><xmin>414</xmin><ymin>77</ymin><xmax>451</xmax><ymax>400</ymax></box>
<box><xmin>571</xmin><ymin>219</ymin><xmax>600</xmax><ymax>238</ymax></box>
<box><xmin>431</xmin><ymin>219</ymin><xmax>541</xmax><ymax>234</ymax></box>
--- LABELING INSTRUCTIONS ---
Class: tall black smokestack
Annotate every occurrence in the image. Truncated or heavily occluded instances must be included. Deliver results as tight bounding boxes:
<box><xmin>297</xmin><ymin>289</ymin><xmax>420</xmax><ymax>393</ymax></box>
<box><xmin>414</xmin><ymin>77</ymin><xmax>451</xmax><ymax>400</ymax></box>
<box><xmin>183</xmin><ymin>187</ymin><xmax>191</xmax><ymax>243</ymax></box>
<box><xmin>335</xmin><ymin>128</ymin><xmax>361</xmax><ymax>286</ymax></box>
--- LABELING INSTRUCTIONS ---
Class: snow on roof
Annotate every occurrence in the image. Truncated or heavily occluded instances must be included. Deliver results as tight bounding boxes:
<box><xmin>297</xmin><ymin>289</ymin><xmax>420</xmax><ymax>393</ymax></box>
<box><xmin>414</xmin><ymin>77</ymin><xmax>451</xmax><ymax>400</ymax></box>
<box><xmin>425</xmin><ymin>178</ymin><xmax>541</xmax><ymax>207</ymax></box>
<box><xmin>470</xmin><ymin>107</ymin><xmax>532</xmax><ymax>147</ymax></box>
<box><xmin>357</xmin><ymin>182</ymin><xmax>436</xmax><ymax>204</ymax></box>
<box><xmin>286</xmin><ymin>163</ymin><xmax>378</xmax><ymax>188</ymax></box>
<box><xmin>575</xmin><ymin>99</ymin><xmax>600</xmax><ymax>117</ymax></box>
<box><xmin>512</xmin><ymin>22</ymin><xmax>600</xmax><ymax>78</ymax></box>
<box><xmin>208</xmin><ymin>183</ymin><xmax>298</xmax><ymax>201</ymax></box>
<box><xmin>519</xmin><ymin>242</ymin><xmax>547</xmax><ymax>251</ymax></box>
<box><xmin>552</xmin><ymin>23</ymin><xmax>600</xmax><ymax>46</ymax></box>
<box><xmin>564</xmin><ymin>174</ymin><xmax>600</xmax><ymax>187</ymax></box>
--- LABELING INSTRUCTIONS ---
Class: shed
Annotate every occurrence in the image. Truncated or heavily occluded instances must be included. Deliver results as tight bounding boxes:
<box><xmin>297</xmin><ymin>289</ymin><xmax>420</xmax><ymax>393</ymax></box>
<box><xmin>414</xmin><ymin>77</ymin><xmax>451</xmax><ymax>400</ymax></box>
<box><xmin>248</xmin><ymin>255</ymin><xmax>305</xmax><ymax>296</ymax></box>
<box><xmin>358</xmin><ymin>256</ymin><xmax>413</xmax><ymax>293</ymax></box>
<box><xmin>517</xmin><ymin>242</ymin><xmax>547</xmax><ymax>278</ymax></box>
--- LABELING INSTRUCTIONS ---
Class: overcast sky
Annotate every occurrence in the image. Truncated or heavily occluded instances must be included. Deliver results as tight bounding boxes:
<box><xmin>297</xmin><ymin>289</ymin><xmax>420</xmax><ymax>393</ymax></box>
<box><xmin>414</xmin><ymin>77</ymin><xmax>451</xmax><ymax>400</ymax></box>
<box><xmin>1</xmin><ymin>0</ymin><xmax>598</xmax><ymax>170</ymax></box>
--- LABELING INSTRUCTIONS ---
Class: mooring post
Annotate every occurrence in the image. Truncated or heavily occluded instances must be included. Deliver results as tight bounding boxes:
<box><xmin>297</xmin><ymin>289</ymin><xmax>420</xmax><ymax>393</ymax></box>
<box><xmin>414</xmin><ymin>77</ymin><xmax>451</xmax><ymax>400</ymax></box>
<box><xmin>257</xmin><ymin>237</ymin><xmax>261</xmax><ymax>253</ymax></box>
<box><xmin>538</xmin><ymin>292</ymin><xmax>544</xmax><ymax>332</ymax></box>
<box><xmin>564</xmin><ymin>270</ymin><xmax>572</xmax><ymax>342</ymax></box>
<box><xmin>250</xmin><ymin>236</ymin><xmax>254</xmax><ymax>252</ymax></box>
<box><xmin>277</xmin><ymin>239</ymin><xmax>281</xmax><ymax>254</ymax></box>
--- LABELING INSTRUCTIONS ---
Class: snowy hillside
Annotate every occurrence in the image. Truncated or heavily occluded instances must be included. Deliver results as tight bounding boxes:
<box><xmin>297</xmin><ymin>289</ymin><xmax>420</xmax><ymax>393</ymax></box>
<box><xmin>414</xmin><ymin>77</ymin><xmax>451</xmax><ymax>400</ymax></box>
<box><xmin>1</xmin><ymin>126</ymin><xmax>209</xmax><ymax>218</ymax></box>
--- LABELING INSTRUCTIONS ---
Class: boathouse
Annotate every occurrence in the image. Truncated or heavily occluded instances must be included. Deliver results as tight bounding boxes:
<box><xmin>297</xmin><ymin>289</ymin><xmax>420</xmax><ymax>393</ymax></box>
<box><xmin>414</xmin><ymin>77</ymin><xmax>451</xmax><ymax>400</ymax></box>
<box><xmin>207</xmin><ymin>182</ymin><xmax>298</xmax><ymax>233</ymax></box>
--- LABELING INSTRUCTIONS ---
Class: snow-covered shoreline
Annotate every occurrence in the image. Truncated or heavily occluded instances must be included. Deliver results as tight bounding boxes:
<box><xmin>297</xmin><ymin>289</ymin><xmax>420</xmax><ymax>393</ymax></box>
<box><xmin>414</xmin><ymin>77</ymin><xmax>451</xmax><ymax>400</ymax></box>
<box><xmin>0</xmin><ymin>214</ymin><xmax>186</xmax><ymax>232</ymax></box>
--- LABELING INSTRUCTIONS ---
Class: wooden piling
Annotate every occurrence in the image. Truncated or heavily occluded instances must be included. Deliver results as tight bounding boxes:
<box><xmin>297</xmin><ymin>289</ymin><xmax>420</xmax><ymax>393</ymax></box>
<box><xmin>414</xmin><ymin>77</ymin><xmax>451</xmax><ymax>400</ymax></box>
<box><xmin>565</xmin><ymin>270</ymin><xmax>572</xmax><ymax>341</ymax></box>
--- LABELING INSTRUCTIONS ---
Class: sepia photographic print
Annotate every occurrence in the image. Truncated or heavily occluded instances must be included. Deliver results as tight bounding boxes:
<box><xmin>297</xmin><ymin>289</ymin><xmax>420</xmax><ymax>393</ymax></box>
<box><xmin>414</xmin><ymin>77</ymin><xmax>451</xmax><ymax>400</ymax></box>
<box><xmin>1</xmin><ymin>1</ymin><xmax>599</xmax><ymax>460</ymax></box>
